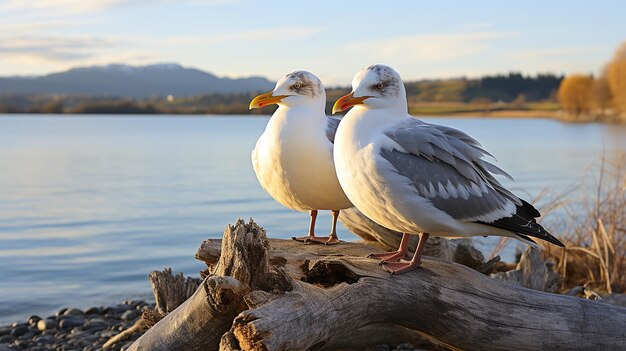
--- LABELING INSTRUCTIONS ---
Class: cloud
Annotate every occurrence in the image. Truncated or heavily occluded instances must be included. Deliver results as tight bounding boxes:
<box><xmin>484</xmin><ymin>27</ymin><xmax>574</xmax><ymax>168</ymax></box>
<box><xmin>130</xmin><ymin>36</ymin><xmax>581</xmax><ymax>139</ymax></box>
<box><xmin>0</xmin><ymin>19</ymin><xmax>89</xmax><ymax>35</ymax></box>
<box><xmin>344</xmin><ymin>31</ymin><xmax>517</xmax><ymax>63</ymax></box>
<box><xmin>0</xmin><ymin>35</ymin><xmax>125</xmax><ymax>62</ymax></box>
<box><xmin>0</xmin><ymin>0</ymin><xmax>234</xmax><ymax>14</ymax></box>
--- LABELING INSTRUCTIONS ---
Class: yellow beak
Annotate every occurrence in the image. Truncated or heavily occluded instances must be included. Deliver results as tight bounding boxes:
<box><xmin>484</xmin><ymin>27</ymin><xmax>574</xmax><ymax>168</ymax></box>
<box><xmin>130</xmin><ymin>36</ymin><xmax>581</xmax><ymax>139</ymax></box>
<box><xmin>249</xmin><ymin>91</ymin><xmax>289</xmax><ymax>109</ymax></box>
<box><xmin>331</xmin><ymin>92</ymin><xmax>369</xmax><ymax>114</ymax></box>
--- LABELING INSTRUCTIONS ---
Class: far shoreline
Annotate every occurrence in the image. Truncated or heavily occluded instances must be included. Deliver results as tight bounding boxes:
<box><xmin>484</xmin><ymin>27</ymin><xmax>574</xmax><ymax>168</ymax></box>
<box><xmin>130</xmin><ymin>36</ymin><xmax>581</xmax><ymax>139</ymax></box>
<box><xmin>1</xmin><ymin>110</ymin><xmax>623</xmax><ymax>124</ymax></box>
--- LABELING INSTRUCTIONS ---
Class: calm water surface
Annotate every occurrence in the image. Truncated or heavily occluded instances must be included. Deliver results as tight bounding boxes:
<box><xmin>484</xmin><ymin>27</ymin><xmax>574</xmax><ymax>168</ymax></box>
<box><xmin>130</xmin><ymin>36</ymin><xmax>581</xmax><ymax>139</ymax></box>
<box><xmin>1</xmin><ymin>115</ymin><xmax>625</xmax><ymax>324</ymax></box>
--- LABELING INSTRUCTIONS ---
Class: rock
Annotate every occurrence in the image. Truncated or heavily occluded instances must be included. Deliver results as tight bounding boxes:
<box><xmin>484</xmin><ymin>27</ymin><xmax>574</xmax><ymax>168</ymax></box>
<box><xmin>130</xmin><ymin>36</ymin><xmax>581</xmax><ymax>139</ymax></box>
<box><xmin>27</xmin><ymin>315</ymin><xmax>42</xmax><ymax>327</ymax></box>
<box><xmin>0</xmin><ymin>335</ymin><xmax>15</xmax><ymax>343</ymax></box>
<box><xmin>395</xmin><ymin>343</ymin><xmax>417</xmax><ymax>351</ymax></box>
<box><xmin>59</xmin><ymin>316</ymin><xmax>84</xmax><ymax>329</ymax></box>
<box><xmin>83</xmin><ymin>334</ymin><xmax>99</xmax><ymax>342</ymax></box>
<box><xmin>10</xmin><ymin>325</ymin><xmax>29</xmax><ymax>337</ymax></box>
<box><xmin>35</xmin><ymin>335</ymin><xmax>54</xmax><ymax>344</ymax></box>
<box><xmin>84</xmin><ymin>318</ymin><xmax>107</xmax><ymax>332</ymax></box>
<box><xmin>130</xmin><ymin>300</ymin><xmax>145</xmax><ymax>308</ymax></box>
<box><xmin>19</xmin><ymin>331</ymin><xmax>35</xmax><ymax>339</ymax></box>
<box><xmin>37</xmin><ymin>319</ymin><xmax>58</xmax><ymax>331</ymax></box>
<box><xmin>63</xmin><ymin>308</ymin><xmax>84</xmax><ymax>316</ymax></box>
<box><xmin>12</xmin><ymin>339</ymin><xmax>30</xmax><ymax>349</ymax></box>
<box><xmin>100</xmin><ymin>330</ymin><xmax>118</xmax><ymax>338</ymax></box>
<box><xmin>120</xmin><ymin>310</ymin><xmax>137</xmax><ymax>321</ymax></box>
<box><xmin>105</xmin><ymin>305</ymin><xmax>130</xmax><ymax>315</ymax></box>
<box><xmin>68</xmin><ymin>330</ymin><xmax>85</xmax><ymax>338</ymax></box>
<box><xmin>0</xmin><ymin>301</ymin><xmax>154</xmax><ymax>351</ymax></box>
<box><xmin>84</xmin><ymin>307</ymin><xmax>102</xmax><ymax>315</ymax></box>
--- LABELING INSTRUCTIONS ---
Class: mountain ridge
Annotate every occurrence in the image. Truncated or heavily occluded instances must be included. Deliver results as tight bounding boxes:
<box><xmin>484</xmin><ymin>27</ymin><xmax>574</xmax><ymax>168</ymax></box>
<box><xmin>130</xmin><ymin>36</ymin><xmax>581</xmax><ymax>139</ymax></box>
<box><xmin>0</xmin><ymin>63</ymin><xmax>275</xmax><ymax>98</ymax></box>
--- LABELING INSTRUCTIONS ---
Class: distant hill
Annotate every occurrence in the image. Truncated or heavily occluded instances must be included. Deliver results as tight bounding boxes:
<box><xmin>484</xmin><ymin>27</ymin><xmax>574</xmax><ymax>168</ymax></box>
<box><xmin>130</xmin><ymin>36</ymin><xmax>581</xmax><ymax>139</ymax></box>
<box><xmin>0</xmin><ymin>68</ymin><xmax>563</xmax><ymax>116</ymax></box>
<box><xmin>0</xmin><ymin>63</ymin><xmax>275</xmax><ymax>98</ymax></box>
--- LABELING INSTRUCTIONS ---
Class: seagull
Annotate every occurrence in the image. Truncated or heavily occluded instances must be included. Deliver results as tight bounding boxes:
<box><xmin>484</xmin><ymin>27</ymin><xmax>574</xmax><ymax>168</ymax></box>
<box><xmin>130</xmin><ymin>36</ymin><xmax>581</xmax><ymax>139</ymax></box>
<box><xmin>332</xmin><ymin>64</ymin><xmax>564</xmax><ymax>274</ymax></box>
<box><xmin>250</xmin><ymin>71</ymin><xmax>353</xmax><ymax>244</ymax></box>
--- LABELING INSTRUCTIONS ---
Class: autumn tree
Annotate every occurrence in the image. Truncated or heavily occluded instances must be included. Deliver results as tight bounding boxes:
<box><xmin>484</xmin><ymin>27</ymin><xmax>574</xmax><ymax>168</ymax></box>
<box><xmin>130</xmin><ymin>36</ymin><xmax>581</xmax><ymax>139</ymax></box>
<box><xmin>590</xmin><ymin>75</ymin><xmax>613</xmax><ymax>114</ymax></box>
<box><xmin>607</xmin><ymin>41</ymin><xmax>626</xmax><ymax>115</ymax></box>
<box><xmin>558</xmin><ymin>74</ymin><xmax>593</xmax><ymax>116</ymax></box>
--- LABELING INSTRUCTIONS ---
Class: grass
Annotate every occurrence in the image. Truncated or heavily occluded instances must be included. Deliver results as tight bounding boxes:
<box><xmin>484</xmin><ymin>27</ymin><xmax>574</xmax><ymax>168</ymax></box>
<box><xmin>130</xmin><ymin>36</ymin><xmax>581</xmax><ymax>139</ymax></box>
<box><xmin>513</xmin><ymin>154</ymin><xmax>626</xmax><ymax>294</ymax></box>
<box><xmin>489</xmin><ymin>153</ymin><xmax>626</xmax><ymax>293</ymax></box>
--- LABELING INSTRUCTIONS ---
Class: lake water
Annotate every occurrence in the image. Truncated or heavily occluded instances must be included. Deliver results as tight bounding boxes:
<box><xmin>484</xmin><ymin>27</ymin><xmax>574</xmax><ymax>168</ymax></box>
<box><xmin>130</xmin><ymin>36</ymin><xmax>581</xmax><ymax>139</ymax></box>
<box><xmin>1</xmin><ymin>114</ymin><xmax>625</xmax><ymax>324</ymax></box>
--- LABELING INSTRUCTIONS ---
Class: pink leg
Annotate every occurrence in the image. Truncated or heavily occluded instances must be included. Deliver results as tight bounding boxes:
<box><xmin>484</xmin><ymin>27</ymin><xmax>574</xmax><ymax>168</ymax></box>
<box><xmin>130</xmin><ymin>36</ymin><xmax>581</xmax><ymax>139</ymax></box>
<box><xmin>306</xmin><ymin>210</ymin><xmax>341</xmax><ymax>245</ymax></box>
<box><xmin>383</xmin><ymin>233</ymin><xmax>430</xmax><ymax>275</ymax></box>
<box><xmin>292</xmin><ymin>210</ymin><xmax>318</xmax><ymax>243</ymax></box>
<box><xmin>368</xmin><ymin>233</ymin><xmax>411</xmax><ymax>263</ymax></box>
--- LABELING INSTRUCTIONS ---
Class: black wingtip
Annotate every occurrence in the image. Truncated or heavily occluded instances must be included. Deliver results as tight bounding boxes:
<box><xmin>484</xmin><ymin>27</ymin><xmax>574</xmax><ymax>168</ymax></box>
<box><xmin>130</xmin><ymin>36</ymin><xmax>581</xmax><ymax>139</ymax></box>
<box><xmin>516</xmin><ymin>228</ymin><xmax>564</xmax><ymax>247</ymax></box>
<box><xmin>477</xmin><ymin>201</ymin><xmax>564</xmax><ymax>247</ymax></box>
<box><xmin>524</xmin><ymin>221</ymin><xmax>565</xmax><ymax>247</ymax></box>
<box><xmin>520</xmin><ymin>198</ymin><xmax>541</xmax><ymax>218</ymax></box>
<box><xmin>551</xmin><ymin>235</ymin><xmax>565</xmax><ymax>247</ymax></box>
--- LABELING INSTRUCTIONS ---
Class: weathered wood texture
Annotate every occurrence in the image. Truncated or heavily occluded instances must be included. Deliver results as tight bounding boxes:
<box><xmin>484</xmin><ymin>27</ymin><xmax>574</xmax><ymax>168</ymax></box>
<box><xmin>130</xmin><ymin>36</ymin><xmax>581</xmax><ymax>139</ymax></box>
<box><xmin>197</xmin><ymin>234</ymin><xmax>486</xmax><ymax>276</ymax></box>
<box><xmin>129</xmin><ymin>220</ymin><xmax>291</xmax><ymax>351</ymax></box>
<box><xmin>493</xmin><ymin>246</ymin><xmax>562</xmax><ymax>293</ymax></box>
<box><xmin>149</xmin><ymin>268</ymin><xmax>202</xmax><ymax>315</ymax></box>
<box><xmin>131</xmin><ymin>219</ymin><xmax>626</xmax><ymax>351</ymax></box>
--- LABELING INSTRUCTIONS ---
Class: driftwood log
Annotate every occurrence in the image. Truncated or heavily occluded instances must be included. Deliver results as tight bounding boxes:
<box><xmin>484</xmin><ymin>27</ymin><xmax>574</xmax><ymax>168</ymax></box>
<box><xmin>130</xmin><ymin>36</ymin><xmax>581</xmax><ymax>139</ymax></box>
<box><xmin>129</xmin><ymin>219</ymin><xmax>626</xmax><ymax>351</ymax></box>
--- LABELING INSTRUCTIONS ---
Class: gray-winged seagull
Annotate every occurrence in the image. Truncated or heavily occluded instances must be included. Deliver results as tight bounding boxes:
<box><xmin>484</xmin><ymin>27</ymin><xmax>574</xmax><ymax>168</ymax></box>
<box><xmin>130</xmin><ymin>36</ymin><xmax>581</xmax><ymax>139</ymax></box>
<box><xmin>332</xmin><ymin>64</ymin><xmax>564</xmax><ymax>274</ymax></box>
<box><xmin>250</xmin><ymin>71</ymin><xmax>353</xmax><ymax>244</ymax></box>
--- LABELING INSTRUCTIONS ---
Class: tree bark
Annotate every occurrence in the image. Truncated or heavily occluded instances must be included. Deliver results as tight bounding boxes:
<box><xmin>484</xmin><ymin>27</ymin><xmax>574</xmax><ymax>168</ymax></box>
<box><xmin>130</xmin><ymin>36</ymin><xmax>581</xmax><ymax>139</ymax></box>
<box><xmin>230</xmin><ymin>256</ymin><xmax>626</xmax><ymax>350</ymax></box>
<box><xmin>130</xmin><ymin>219</ymin><xmax>626</xmax><ymax>351</ymax></box>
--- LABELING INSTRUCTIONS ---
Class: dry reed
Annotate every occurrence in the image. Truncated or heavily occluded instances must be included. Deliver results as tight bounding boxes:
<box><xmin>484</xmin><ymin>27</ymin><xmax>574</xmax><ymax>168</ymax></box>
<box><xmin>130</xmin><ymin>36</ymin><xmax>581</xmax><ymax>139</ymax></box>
<box><xmin>491</xmin><ymin>152</ymin><xmax>626</xmax><ymax>293</ymax></box>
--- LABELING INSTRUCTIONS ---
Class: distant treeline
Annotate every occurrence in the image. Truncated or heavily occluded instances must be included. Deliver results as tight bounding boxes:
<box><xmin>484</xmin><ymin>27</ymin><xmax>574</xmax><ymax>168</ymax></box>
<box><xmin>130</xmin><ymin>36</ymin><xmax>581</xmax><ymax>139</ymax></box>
<box><xmin>0</xmin><ymin>72</ymin><xmax>562</xmax><ymax>116</ymax></box>
<box><xmin>404</xmin><ymin>73</ymin><xmax>562</xmax><ymax>103</ymax></box>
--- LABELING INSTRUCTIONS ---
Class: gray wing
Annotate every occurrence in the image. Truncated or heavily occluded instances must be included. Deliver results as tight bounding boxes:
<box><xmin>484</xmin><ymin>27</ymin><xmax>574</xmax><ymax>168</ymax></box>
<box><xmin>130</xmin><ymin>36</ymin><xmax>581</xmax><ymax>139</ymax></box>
<box><xmin>382</xmin><ymin>119</ymin><xmax>521</xmax><ymax>222</ymax></box>
<box><xmin>326</xmin><ymin>116</ymin><xmax>340</xmax><ymax>143</ymax></box>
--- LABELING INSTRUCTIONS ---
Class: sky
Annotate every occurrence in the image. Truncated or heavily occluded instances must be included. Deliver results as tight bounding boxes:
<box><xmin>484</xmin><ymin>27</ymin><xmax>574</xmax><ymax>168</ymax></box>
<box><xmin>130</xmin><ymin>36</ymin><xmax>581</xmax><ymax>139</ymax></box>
<box><xmin>0</xmin><ymin>0</ymin><xmax>625</xmax><ymax>85</ymax></box>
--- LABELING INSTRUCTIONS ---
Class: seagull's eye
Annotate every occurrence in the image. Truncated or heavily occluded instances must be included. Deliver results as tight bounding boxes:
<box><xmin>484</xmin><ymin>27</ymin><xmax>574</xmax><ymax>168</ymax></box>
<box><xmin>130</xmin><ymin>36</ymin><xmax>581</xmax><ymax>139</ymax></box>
<box><xmin>294</xmin><ymin>83</ymin><xmax>301</xmax><ymax>89</ymax></box>
<box><xmin>376</xmin><ymin>82</ymin><xmax>384</xmax><ymax>90</ymax></box>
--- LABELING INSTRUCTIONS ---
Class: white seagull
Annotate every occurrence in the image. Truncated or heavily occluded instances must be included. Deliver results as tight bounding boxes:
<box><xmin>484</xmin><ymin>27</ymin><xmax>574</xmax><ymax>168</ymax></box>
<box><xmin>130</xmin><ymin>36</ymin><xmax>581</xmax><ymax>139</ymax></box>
<box><xmin>250</xmin><ymin>71</ymin><xmax>353</xmax><ymax>244</ymax></box>
<box><xmin>332</xmin><ymin>64</ymin><xmax>563</xmax><ymax>274</ymax></box>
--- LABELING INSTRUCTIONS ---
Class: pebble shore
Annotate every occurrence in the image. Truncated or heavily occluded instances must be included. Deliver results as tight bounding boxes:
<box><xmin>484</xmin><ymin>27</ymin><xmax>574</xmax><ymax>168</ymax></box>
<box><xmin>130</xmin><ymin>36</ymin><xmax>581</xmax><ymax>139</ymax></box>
<box><xmin>0</xmin><ymin>300</ymin><xmax>151</xmax><ymax>351</ymax></box>
<box><xmin>0</xmin><ymin>298</ymin><xmax>430</xmax><ymax>351</ymax></box>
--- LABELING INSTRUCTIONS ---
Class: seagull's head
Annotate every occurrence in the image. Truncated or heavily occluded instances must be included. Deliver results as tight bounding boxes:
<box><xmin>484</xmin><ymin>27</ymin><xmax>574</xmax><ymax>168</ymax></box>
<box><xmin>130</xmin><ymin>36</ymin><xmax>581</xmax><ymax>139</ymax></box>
<box><xmin>332</xmin><ymin>64</ymin><xmax>407</xmax><ymax>114</ymax></box>
<box><xmin>249</xmin><ymin>71</ymin><xmax>325</xmax><ymax>109</ymax></box>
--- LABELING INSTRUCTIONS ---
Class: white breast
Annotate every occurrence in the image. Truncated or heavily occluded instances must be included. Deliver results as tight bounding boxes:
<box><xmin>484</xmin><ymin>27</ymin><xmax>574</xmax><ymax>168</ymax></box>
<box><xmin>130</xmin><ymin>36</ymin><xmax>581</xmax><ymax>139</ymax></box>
<box><xmin>252</xmin><ymin>106</ymin><xmax>352</xmax><ymax>212</ymax></box>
